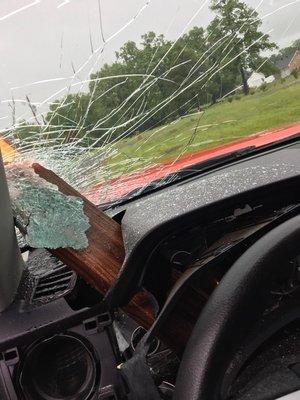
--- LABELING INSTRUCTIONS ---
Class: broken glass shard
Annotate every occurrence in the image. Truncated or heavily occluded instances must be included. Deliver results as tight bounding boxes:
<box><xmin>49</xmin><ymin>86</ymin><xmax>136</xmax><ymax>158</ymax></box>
<box><xmin>6</xmin><ymin>165</ymin><xmax>90</xmax><ymax>250</ymax></box>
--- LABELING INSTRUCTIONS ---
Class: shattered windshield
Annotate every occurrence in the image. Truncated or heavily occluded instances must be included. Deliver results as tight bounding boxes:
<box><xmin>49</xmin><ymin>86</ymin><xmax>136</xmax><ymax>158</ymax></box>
<box><xmin>1</xmin><ymin>0</ymin><xmax>300</xmax><ymax>204</ymax></box>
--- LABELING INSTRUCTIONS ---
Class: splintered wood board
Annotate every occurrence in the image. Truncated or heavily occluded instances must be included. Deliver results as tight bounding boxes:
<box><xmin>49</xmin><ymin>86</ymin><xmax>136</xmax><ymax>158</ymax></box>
<box><xmin>32</xmin><ymin>163</ymin><xmax>125</xmax><ymax>295</ymax></box>
<box><xmin>31</xmin><ymin>163</ymin><xmax>156</xmax><ymax>329</ymax></box>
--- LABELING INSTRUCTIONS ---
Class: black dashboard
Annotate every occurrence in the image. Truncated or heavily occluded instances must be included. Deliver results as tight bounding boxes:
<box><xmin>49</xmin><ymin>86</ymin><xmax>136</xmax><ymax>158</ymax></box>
<box><xmin>106</xmin><ymin>141</ymin><xmax>300</xmax><ymax>308</ymax></box>
<box><xmin>107</xmin><ymin>139</ymin><xmax>300</xmax><ymax>399</ymax></box>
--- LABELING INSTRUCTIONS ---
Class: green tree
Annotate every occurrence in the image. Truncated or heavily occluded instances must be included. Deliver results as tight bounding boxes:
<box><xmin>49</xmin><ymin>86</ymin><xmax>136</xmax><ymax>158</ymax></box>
<box><xmin>257</xmin><ymin>58</ymin><xmax>280</xmax><ymax>76</ymax></box>
<box><xmin>270</xmin><ymin>38</ymin><xmax>300</xmax><ymax>66</ymax></box>
<box><xmin>208</xmin><ymin>0</ymin><xmax>277</xmax><ymax>95</ymax></box>
<box><xmin>45</xmin><ymin>93</ymin><xmax>91</xmax><ymax>143</ymax></box>
<box><xmin>88</xmin><ymin>31</ymin><xmax>208</xmax><ymax>137</ymax></box>
<box><xmin>42</xmin><ymin>19</ymin><xmax>279</xmax><ymax>146</ymax></box>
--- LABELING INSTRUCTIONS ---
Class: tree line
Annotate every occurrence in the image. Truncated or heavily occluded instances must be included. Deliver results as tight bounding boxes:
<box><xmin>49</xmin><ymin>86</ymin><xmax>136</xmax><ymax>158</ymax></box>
<box><xmin>18</xmin><ymin>0</ymin><xmax>283</xmax><ymax>146</ymax></box>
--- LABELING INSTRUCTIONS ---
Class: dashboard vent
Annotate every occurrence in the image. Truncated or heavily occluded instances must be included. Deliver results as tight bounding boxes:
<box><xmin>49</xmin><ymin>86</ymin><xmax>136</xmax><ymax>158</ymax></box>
<box><xmin>32</xmin><ymin>264</ymin><xmax>76</xmax><ymax>302</ymax></box>
<box><xmin>18</xmin><ymin>249</ymin><xmax>77</xmax><ymax>307</ymax></box>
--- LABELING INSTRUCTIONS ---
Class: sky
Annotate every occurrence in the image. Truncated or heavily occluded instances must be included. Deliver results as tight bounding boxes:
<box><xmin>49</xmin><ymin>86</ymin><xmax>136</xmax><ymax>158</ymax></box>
<box><xmin>0</xmin><ymin>0</ymin><xmax>300</xmax><ymax>129</ymax></box>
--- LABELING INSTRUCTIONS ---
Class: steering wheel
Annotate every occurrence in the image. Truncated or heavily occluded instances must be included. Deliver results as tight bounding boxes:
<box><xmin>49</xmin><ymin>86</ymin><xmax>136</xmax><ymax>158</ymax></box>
<box><xmin>173</xmin><ymin>215</ymin><xmax>300</xmax><ymax>400</ymax></box>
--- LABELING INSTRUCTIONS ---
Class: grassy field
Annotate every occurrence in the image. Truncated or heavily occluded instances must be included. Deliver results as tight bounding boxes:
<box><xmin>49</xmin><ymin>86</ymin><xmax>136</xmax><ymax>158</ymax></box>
<box><xmin>106</xmin><ymin>76</ymin><xmax>300</xmax><ymax>177</ymax></box>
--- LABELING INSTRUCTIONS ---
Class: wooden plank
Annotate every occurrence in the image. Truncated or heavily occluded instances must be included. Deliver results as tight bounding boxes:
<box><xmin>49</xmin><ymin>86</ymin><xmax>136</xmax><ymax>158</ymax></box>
<box><xmin>32</xmin><ymin>163</ymin><xmax>125</xmax><ymax>295</ymax></box>
<box><xmin>31</xmin><ymin>163</ymin><xmax>157</xmax><ymax>329</ymax></box>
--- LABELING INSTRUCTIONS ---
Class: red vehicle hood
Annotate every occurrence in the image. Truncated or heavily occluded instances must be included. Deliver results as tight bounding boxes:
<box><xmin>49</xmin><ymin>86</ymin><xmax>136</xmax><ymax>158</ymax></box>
<box><xmin>86</xmin><ymin>123</ymin><xmax>300</xmax><ymax>204</ymax></box>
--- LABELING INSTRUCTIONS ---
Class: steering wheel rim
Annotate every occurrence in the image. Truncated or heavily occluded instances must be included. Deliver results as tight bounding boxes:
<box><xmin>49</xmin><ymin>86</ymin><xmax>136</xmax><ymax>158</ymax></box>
<box><xmin>173</xmin><ymin>214</ymin><xmax>300</xmax><ymax>400</ymax></box>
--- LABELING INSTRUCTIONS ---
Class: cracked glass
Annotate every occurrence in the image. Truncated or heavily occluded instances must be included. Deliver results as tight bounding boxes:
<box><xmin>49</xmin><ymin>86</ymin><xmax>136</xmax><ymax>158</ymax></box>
<box><xmin>6</xmin><ymin>165</ymin><xmax>90</xmax><ymax>250</ymax></box>
<box><xmin>0</xmin><ymin>0</ymin><xmax>299</xmax><ymax>209</ymax></box>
